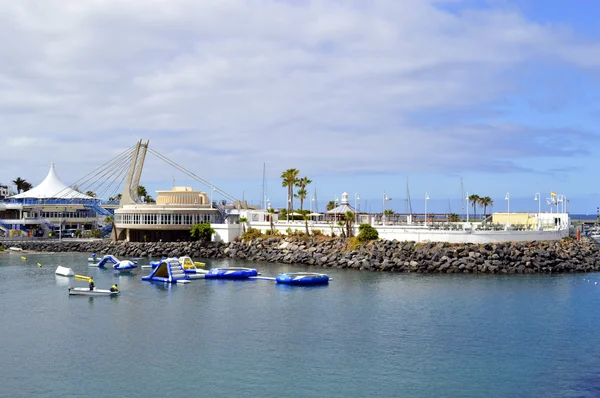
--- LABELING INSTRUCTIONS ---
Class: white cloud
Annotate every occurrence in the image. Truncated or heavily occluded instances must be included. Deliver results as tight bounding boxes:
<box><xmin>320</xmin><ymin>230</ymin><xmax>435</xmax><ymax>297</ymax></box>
<box><xmin>0</xmin><ymin>0</ymin><xmax>598</xmax><ymax>198</ymax></box>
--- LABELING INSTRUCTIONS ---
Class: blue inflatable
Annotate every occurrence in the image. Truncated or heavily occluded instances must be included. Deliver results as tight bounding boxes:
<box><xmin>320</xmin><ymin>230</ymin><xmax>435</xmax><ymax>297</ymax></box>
<box><xmin>96</xmin><ymin>255</ymin><xmax>120</xmax><ymax>268</ymax></box>
<box><xmin>275</xmin><ymin>272</ymin><xmax>330</xmax><ymax>286</ymax></box>
<box><xmin>114</xmin><ymin>260</ymin><xmax>138</xmax><ymax>272</ymax></box>
<box><xmin>142</xmin><ymin>258</ymin><xmax>190</xmax><ymax>284</ymax></box>
<box><xmin>205</xmin><ymin>267</ymin><xmax>258</xmax><ymax>279</ymax></box>
<box><xmin>150</xmin><ymin>258</ymin><xmax>166</xmax><ymax>268</ymax></box>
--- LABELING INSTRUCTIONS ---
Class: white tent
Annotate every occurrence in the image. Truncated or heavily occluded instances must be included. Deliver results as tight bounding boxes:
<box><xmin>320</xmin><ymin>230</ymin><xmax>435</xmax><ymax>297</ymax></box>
<box><xmin>10</xmin><ymin>163</ymin><xmax>94</xmax><ymax>200</ymax></box>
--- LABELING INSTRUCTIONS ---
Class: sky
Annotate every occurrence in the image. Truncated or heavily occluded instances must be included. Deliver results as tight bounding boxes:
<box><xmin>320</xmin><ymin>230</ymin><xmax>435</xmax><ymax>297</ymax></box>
<box><xmin>1</xmin><ymin>0</ymin><xmax>600</xmax><ymax>215</ymax></box>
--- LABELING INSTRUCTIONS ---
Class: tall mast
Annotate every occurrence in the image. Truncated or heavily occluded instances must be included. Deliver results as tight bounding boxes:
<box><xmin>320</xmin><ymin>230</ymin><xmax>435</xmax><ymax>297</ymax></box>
<box><xmin>261</xmin><ymin>163</ymin><xmax>266</xmax><ymax>210</ymax></box>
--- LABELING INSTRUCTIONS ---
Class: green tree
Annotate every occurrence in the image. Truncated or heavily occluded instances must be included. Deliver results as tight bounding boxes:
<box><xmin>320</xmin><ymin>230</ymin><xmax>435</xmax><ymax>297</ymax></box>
<box><xmin>190</xmin><ymin>223</ymin><xmax>214</xmax><ymax>242</ymax></box>
<box><xmin>479</xmin><ymin>196</ymin><xmax>493</xmax><ymax>220</ymax></box>
<box><xmin>448</xmin><ymin>213</ymin><xmax>460</xmax><ymax>222</ymax></box>
<box><xmin>344</xmin><ymin>211</ymin><xmax>355</xmax><ymax>237</ymax></box>
<box><xmin>239</xmin><ymin>217</ymin><xmax>248</xmax><ymax>233</ymax></box>
<box><xmin>357</xmin><ymin>224</ymin><xmax>379</xmax><ymax>242</ymax></box>
<box><xmin>326</xmin><ymin>200</ymin><xmax>336</xmax><ymax>211</ymax></box>
<box><xmin>279</xmin><ymin>207</ymin><xmax>288</xmax><ymax>221</ymax></box>
<box><xmin>294</xmin><ymin>176</ymin><xmax>312</xmax><ymax>211</ymax></box>
<box><xmin>267</xmin><ymin>207</ymin><xmax>275</xmax><ymax>234</ymax></box>
<box><xmin>22</xmin><ymin>181</ymin><xmax>33</xmax><ymax>192</ymax></box>
<box><xmin>281</xmin><ymin>169</ymin><xmax>299</xmax><ymax>214</ymax></box>
<box><xmin>12</xmin><ymin>177</ymin><xmax>27</xmax><ymax>193</ymax></box>
<box><xmin>468</xmin><ymin>194</ymin><xmax>480</xmax><ymax>219</ymax></box>
<box><xmin>104</xmin><ymin>215</ymin><xmax>117</xmax><ymax>241</ymax></box>
<box><xmin>137</xmin><ymin>185</ymin><xmax>148</xmax><ymax>198</ymax></box>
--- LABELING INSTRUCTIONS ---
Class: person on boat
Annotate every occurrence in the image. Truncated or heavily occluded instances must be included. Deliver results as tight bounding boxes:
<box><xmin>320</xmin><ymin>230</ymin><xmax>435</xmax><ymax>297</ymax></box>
<box><xmin>89</xmin><ymin>277</ymin><xmax>95</xmax><ymax>291</ymax></box>
<box><xmin>110</xmin><ymin>284</ymin><xmax>119</xmax><ymax>292</ymax></box>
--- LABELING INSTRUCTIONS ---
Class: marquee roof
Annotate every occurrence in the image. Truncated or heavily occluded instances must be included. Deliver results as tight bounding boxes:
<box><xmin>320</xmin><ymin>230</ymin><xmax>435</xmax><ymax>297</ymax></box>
<box><xmin>10</xmin><ymin>163</ymin><xmax>94</xmax><ymax>200</ymax></box>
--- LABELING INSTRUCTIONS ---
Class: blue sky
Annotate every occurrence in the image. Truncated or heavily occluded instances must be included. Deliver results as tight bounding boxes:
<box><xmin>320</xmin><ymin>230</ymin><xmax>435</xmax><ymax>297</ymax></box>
<box><xmin>1</xmin><ymin>0</ymin><xmax>600</xmax><ymax>214</ymax></box>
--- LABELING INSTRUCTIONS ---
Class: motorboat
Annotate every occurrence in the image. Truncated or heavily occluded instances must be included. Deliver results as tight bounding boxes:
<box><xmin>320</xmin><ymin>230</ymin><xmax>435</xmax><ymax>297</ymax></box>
<box><xmin>275</xmin><ymin>272</ymin><xmax>330</xmax><ymax>286</ymax></box>
<box><xmin>68</xmin><ymin>287</ymin><xmax>120</xmax><ymax>296</ymax></box>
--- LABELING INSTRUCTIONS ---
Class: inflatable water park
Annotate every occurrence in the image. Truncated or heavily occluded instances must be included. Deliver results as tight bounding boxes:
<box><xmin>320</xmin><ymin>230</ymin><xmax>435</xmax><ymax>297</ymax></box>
<box><xmin>139</xmin><ymin>256</ymin><xmax>331</xmax><ymax>286</ymax></box>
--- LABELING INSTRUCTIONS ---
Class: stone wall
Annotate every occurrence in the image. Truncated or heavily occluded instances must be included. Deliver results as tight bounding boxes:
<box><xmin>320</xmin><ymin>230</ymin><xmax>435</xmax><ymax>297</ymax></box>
<box><xmin>2</xmin><ymin>237</ymin><xmax>599</xmax><ymax>274</ymax></box>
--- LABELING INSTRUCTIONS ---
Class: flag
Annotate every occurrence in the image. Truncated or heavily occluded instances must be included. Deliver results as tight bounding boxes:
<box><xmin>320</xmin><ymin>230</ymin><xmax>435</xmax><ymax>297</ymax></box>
<box><xmin>551</xmin><ymin>192</ymin><xmax>556</xmax><ymax>197</ymax></box>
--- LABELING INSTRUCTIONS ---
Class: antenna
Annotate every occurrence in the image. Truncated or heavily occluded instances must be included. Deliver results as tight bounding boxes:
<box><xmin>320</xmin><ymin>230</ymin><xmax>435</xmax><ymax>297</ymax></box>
<box><xmin>460</xmin><ymin>177</ymin><xmax>465</xmax><ymax>218</ymax></box>
<box><xmin>313</xmin><ymin>183</ymin><xmax>319</xmax><ymax>213</ymax></box>
<box><xmin>261</xmin><ymin>163</ymin><xmax>266</xmax><ymax>210</ymax></box>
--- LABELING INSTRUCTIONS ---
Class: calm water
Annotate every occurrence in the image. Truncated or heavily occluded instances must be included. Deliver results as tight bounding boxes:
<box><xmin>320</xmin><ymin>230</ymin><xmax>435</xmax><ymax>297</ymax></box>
<box><xmin>2</xmin><ymin>252</ymin><xmax>600</xmax><ymax>398</ymax></box>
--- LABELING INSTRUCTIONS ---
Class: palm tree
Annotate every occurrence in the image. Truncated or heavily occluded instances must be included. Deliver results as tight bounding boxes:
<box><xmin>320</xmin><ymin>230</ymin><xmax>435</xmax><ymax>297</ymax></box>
<box><xmin>104</xmin><ymin>215</ymin><xmax>117</xmax><ymax>241</ymax></box>
<box><xmin>137</xmin><ymin>185</ymin><xmax>148</xmax><ymax>200</ymax></box>
<box><xmin>85</xmin><ymin>190</ymin><xmax>96</xmax><ymax>198</ymax></box>
<box><xmin>294</xmin><ymin>176</ymin><xmax>312</xmax><ymax>211</ymax></box>
<box><xmin>344</xmin><ymin>211</ymin><xmax>355</xmax><ymax>237</ymax></box>
<box><xmin>479</xmin><ymin>196</ymin><xmax>493</xmax><ymax>221</ymax></box>
<box><xmin>468</xmin><ymin>194</ymin><xmax>480</xmax><ymax>220</ymax></box>
<box><xmin>267</xmin><ymin>208</ymin><xmax>275</xmax><ymax>234</ymax></box>
<box><xmin>12</xmin><ymin>177</ymin><xmax>27</xmax><ymax>193</ymax></box>
<box><xmin>326</xmin><ymin>200</ymin><xmax>336</xmax><ymax>211</ymax></box>
<box><xmin>22</xmin><ymin>181</ymin><xmax>33</xmax><ymax>192</ymax></box>
<box><xmin>281</xmin><ymin>169</ymin><xmax>300</xmax><ymax>214</ymax></box>
<box><xmin>239</xmin><ymin>217</ymin><xmax>247</xmax><ymax>233</ymax></box>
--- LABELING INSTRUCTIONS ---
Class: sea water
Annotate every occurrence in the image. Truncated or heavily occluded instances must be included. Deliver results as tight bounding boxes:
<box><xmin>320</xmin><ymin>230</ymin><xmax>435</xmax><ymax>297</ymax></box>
<box><xmin>1</xmin><ymin>251</ymin><xmax>600</xmax><ymax>397</ymax></box>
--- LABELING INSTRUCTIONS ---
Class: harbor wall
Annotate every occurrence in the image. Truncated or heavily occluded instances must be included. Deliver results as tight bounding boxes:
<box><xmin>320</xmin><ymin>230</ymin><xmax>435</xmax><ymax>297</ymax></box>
<box><xmin>2</xmin><ymin>236</ymin><xmax>599</xmax><ymax>274</ymax></box>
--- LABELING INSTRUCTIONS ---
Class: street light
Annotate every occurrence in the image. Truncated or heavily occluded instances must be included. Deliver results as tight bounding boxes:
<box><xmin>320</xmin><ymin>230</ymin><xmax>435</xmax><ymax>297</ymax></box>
<box><xmin>465</xmin><ymin>191</ymin><xmax>469</xmax><ymax>223</ymax></box>
<box><xmin>354</xmin><ymin>193</ymin><xmax>360</xmax><ymax>223</ymax></box>
<box><xmin>505</xmin><ymin>192</ymin><xmax>510</xmax><ymax>227</ymax></box>
<box><xmin>382</xmin><ymin>191</ymin><xmax>392</xmax><ymax>225</ymax></box>
<box><xmin>534</xmin><ymin>192</ymin><xmax>541</xmax><ymax>230</ymax></box>
<box><xmin>425</xmin><ymin>193</ymin><xmax>430</xmax><ymax>227</ymax></box>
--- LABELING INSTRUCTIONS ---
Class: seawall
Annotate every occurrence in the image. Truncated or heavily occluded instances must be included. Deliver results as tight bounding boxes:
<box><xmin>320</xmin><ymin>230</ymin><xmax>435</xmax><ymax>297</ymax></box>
<box><xmin>2</xmin><ymin>237</ymin><xmax>599</xmax><ymax>274</ymax></box>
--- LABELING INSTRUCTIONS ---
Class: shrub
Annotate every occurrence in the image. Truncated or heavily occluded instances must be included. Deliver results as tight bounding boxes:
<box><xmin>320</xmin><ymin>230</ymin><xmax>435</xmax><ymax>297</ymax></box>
<box><xmin>190</xmin><ymin>223</ymin><xmax>215</xmax><ymax>242</ymax></box>
<box><xmin>241</xmin><ymin>228</ymin><xmax>263</xmax><ymax>241</ymax></box>
<box><xmin>312</xmin><ymin>229</ymin><xmax>323</xmax><ymax>236</ymax></box>
<box><xmin>357</xmin><ymin>224</ymin><xmax>378</xmax><ymax>242</ymax></box>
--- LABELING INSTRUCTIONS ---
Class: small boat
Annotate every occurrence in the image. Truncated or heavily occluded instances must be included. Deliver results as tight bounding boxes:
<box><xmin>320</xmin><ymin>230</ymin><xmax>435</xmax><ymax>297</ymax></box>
<box><xmin>8</xmin><ymin>247</ymin><xmax>23</xmax><ymax>251</ymax></box>
<box><xmin>55</xmin><ymin>266</ymin><xmax>75</xmax><ymax>277</ymax></box>
<box><xmin>68</xmin><ymin>287</ymin><xmax>120</xmax><ymax>296</ymax></box>
<box><xmin>275</xmin><ymin>272</ymin><xmax>330</xmax><ymax>286</ymax></box>
<box><xmin>113</xmin><ymin>260</ymin><xmax>138</xmax><ymax>272</ymax></box>
<box><xmin>205</xmin><ymin>267</ymin><xmax>258</xmax><ymax>279</ymax></box>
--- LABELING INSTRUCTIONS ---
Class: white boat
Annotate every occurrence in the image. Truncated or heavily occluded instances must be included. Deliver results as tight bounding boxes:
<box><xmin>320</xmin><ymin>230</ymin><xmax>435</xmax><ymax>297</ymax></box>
<box><xmin>68</xmin><ymin>287</ymin><xmax>120</xmax><ymax>296</ymax></box>
<box><xmin>8</xmin><ymin>247</ymin><xmax>23</xmax><ymax>251</ymax></box>
<box><xmin>55</xmin><ymin>266</ymin><xmax>74</xmax><ymax>277</ymax></box>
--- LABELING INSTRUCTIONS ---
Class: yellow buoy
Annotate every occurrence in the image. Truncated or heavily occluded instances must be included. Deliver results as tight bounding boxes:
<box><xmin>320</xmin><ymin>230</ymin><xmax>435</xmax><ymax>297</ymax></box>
<box><xmin>21</xmin><ymin>256</ymin><xmax>26</xmax><ymax>261</ymax></box>
<box><xmin>37</xmin><ymin>263</ymin><xmax>42</xmax><ymax>267</ymax></box>
<box><xmin>75</xmin><ymin>275</ymin><xmax>91</xmax><ymax>281</ymax></box>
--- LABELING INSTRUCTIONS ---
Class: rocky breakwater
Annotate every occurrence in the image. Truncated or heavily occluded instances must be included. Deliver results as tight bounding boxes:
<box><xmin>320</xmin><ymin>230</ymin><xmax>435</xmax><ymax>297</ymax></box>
<box><xmin>2</xmin><ymin>237</ymin><xmax>600</xmax><ymax>274</ymax></box>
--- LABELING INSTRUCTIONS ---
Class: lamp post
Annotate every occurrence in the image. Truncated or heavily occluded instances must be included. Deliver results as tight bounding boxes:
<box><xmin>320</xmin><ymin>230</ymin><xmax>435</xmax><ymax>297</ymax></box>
<box><xmin>534</xmin><ymin>192</ymin><xmax>541</xmax><ymax>230</ymax></box>
<box><xmin>424</xmin><ymin>192</ymin><xmax>430</xmax><ymax>227</ymax></box>
<box><xmin>465</xmin><ymin>191</ymin><xmax>469</xmax><ymax>223</ymax></box>
<box><xmin>354</xmin><ymin>193</ymin><xmax>360</xmax><ymax>224</ymax></box>
<box><xmin>382</xmin><ymin>191</ymin><xmax>391</xmax><ymax>225</ymax></box>
<box><xmin>505</xmin><ymin>192</ymin><xmax>510</xmax><ymax>227</ymax></box>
